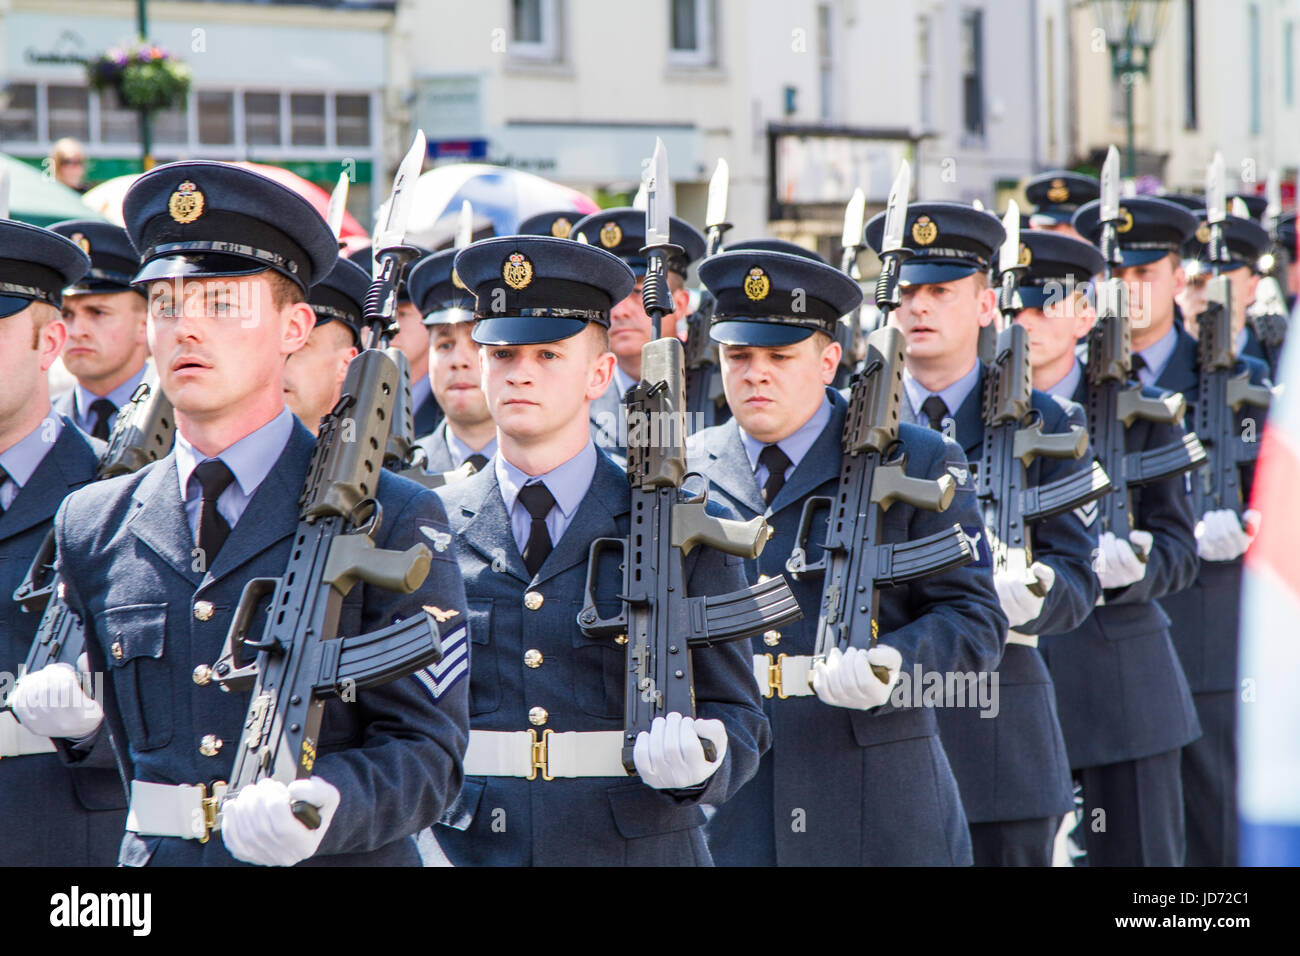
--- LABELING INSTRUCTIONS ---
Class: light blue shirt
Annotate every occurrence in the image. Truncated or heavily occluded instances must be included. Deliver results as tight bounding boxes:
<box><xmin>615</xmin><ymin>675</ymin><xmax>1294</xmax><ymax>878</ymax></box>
<box><xmin>903</xmin><ymin>360</ymin><xmax>981</xmax><ymax>425</ymax></box>
<box><xmin>1235</xmin><ymin>327</ymin><xmax>1250</xmax><ymax>358</ymax></box>
<box><xmin>1042</xmin><ymin>358</ymin><xmax>1083</xmax><ymax>401</ymax></box>
<box><xmin>611</xmin><ymin>365</ymin><xmax>637</xmax><ymax>401</ymax></box>
<box><xmin>0</xmin><ymin>411</ymin><xmax>62</xmax><ymax>511</ymax></box>
<box><xmin>174</xmin><ymin>406</ymin><xmax>295</xmax><ymax>541</ymax></box>
<box><xmin>738</xmin><ymin>395</ymin><xmax>832</xmax><ymax>491</ymax></box>
<box><xmin>73</xmin><ymin>364</ymin><xmax>147</xmax><ymax>436</ymax></box>
<box><xmin>497</xmin><ymin>440</ymin><xmax>598</xmax><ymax>559</ymax></box>
<box><xmin>445</xmin><ymin>428</ymin><xmax>498</xmax><ymax>469</ymax></box>
<box><xmin>1134</xmin><ymin>324</ymin><xmax>1178</xmax><ymax>388</ymax></box>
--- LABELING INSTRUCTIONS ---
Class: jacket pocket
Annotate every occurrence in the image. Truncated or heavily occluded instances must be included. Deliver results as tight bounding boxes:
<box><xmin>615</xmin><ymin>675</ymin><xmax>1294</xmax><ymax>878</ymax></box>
<box><xmin>97</xmin><ymin>603</ymin><xmax>171</xmax><ymax>751</ymax></box>
<box><xmin>606</xmin><ymin>783</ymin><xmax>707</xmax><ymax>839</ymax></box>
<box><xmin>466</xmin><ymin>600</ymin><xmax>500</xmax><ymax>715</ymax></box>
<box><xmin>571</xmin><ymin>602</ymin><xmax>624</xmax><ymax>719</ymax></box>
<box><xmin>437</xmin><ymin>776</ymin><xmax>487</xmax><ymax>832</ymax></box>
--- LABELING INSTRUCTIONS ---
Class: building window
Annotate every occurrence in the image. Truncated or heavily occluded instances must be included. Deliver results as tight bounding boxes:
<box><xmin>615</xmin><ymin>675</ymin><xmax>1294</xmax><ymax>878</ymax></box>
<box><xmin>1184</xmin><ymin>0</ymin><xmax>1198</xmax><ymax>129</ymax></box>
<box><xmin>512</xmin><ymin>0</ymin><xmax>561</xmax><ymax>62</ymax></box>
<box><xmin>100</xmin><ymin>88</ymin><xmax>139</xmax><ymax>145</ymax></box>
<box><xmin>1250</xmin><ymin>2</ymin><xmax>1261</xmax><ymax>135</ymax></box>
<box><xmin>48</xmin><ymin>85</ymin><xmax>89</xmax><ymax>142</ymax></box>
<box><xmin>918</xmin><ymin>14</ymin><xmax>933</xmax><ymax>128</ymax></box>
<box><xmin>0</xmin><ymin>83</ymin><xmax>38</xmax><ymax>142</ymax></box>
<box><xmin>153</xmin><ymin>99</ymin><xmax>188</xmax><ymax>147</ymax></box>
<box><xmin>1287</xmin><ymin>21</ymin><xmax>1295</xmax><ymax>108</ymax></box>
<box><xmin>670</xmin><ymin>0</ymin><xmax>716</xmax><ymax>67</ymax></box>
<box><xmin>244</xmin><ymin>91</ymin><xmax>281</xmax><ymax>147</ymax></box>
<box><xmin>290</xmin><ymin>93</ymin><xmax>326</xmax><ymax>147</ymax></box>
<box><xmin>197</xmin><ymin>90</ymin><xmax>234</xmax><ymax>146</ymax></box>
<box><xmin>335</xmin><ymin>93</ymin><xmax>371</xmax><ymax>147</ymax></box>
<box><xmin>961</xmin><ymin>9</ymin><xmax>984</xmax><ymax>138</ymax></box>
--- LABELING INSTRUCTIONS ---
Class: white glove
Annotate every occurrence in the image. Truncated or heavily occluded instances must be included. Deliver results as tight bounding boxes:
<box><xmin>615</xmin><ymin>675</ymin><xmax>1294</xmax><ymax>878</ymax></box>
<box><xmin>633</xmin><ymin>712</ymin><xmax>727</xmax><ymax>790</ymax></box>
<box><xmin>9</xmin><ymin>661</ymin><xmax>104</xmax><ymax>740</ymax></box>
<box><xmin>812</xmin><ymin>644</ymin><xmax>902</xmax><ymax>711</ymax></box>
<box><xmin>220</xmin><ymin>777</ymin><xmax>340</xmax><ymax>867</ymax></box>
<box><xmin>1094</xmin><ymin>530</ymin><xmax>1152</xmax><ymax>589</ymax></box>
<box><xmin>995</xmin><ymin>562</ymin><xmax>1056</xmax><ymax>628</ymax></box>
<box><xmin>1196</xmin><ymin>508</ymin><xmax>1258</xmax><ymax>562</ymax></box>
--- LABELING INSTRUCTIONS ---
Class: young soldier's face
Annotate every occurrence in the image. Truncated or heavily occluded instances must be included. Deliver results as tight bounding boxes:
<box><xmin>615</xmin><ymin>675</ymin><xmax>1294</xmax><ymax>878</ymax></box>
<box><xmin>60</xmin><ymin>291</ymin><xmax>148</xmax><ymax>385</ymax></box>
<box><xmin>0</xmin><ymin>303</ymin><xmax>64</xmax><ymax>435</ymax></box>
<box><xmin>429</xmin><ymin>321</ymin><xmax>491</xmax><ymax>429</ymax></box>
<box><xmin>1015</xmin><ymin>293</ymin><xmax>1095</xmax><ymax>371</ymax></box>
<box><xmin>148</xmin><ymin>273</ymin><xmax>311</xmax><ymax>422</ymax></box>
<box><xmin>719</xmin><ymin>334</ymin><xmax>840</xmax><ymax>444</ymax></box>
<box><xmin>283</xmin><ymin>320</ymin><xmax>357</xmax><ymax>432</ymax></box>
<box><xmin>1179</xmin><ymin>267</ymin><xmax>1259</xmax><ymax>340</ymax></box>
<box><xmin>481</xmin><ymin>326</ymin><xmax>613</xmax><ymax>445</ymax></box>
<box><xmin>1117</xmin><ymin>255</ymin><xmax>1184</xmax><ymax>344</ymax></box>
<box><xmin>388</xmin><ymin>301</ymin><xmax>430</xmax><ymax>367</ymax></box>
<box><xmin>893</xmin><ymin>273</ymin><xmax>993</xmax><ymax>364</ymax></box>
<box><xmin>1177</xmin><ymin>272</ymin><xmax>1210</xmax><ymax>334</ymax></box>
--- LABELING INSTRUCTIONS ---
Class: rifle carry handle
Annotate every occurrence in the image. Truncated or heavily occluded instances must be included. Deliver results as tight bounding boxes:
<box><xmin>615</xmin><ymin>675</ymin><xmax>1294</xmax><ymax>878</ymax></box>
<box><xmin>786</xmin><ymin>495</ymin><xmax>834</xmax><ymax>577</ymax></box>
<box><xmin>577</xmin><ymin>537</ymin><xmax>629</xmax><ymax>638</ymax></box>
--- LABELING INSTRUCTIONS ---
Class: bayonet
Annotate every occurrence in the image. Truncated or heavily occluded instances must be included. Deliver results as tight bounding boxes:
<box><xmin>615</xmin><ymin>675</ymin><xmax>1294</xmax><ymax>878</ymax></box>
<box><xmin>873</xmin><ymin>161</ymin><xmax>913</xmax><ymax>320</ymax></box>
<box><xmin>640</xmin><ymin>138</ymin><xmax>684</xmax><ymax>335</ymax></box>
<box><xmin>455</xmin><ymin>200</ymin><xmax>474</xmax><ymax>250</ymax></box>
<box><xmin>705</xmin><ymin>158</ymin><xmax>731</xmax><ymax>256</ymax></box>
<box><xmin>326</xmin><ymin>171</ymin><xmax>348</xmax><ymax>242</ymax></box>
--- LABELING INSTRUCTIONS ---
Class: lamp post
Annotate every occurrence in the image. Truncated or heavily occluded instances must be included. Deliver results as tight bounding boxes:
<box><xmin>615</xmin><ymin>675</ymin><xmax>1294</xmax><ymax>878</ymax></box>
<box><xmin>137</xmin><ymin>0</ymin><xmax>152</xmax><ymax>170</ymax></box>
<box><xmin>1092</xmin><ymin>0</ymin><xmax>1169</xmax><ymax>178</ymax></box>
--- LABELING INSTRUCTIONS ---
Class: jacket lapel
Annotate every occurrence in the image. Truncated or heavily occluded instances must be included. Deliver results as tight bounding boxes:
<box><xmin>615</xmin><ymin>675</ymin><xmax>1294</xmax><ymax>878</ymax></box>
<box><xmin>0</xmin><ymin>425</ymin><xmax>96</xmax><ymax>541</ymax></box>
<box><xmin>200</xmin><ymin>422</ymin><xmax>315</xmax><ymax>587</ymax></box>
<box><xmin>1154</xmin><ymin>326</ymin><xmax>1199</xmax><ymax>396</ymax></box>
<box><xmin>458</xmin><ymin>470</ymin><xmax>531</xmax><ymax>586</ymax></box>
<box><xmin>534</xmin><ymin>452</ymin><xmax>627</xmax><ymax>586</ymax></box>
<box><xmin>952</xmin><ymin>366</ymin><xmax>987</xmax><ymax>455</ymax></box>
<box><xmin>699</xmin><ymin>419</ymin><xmax>766</xmax><ymax>517</ymax></box>
<box><xmin>767</xmin><ymin>390</ymin><xmax>848</xmax><ymax>516</ymax></box>
<box><xmin>129</xmin><ymin>456</ymin><xmax>204</xmax><ymax>585</ymax></box>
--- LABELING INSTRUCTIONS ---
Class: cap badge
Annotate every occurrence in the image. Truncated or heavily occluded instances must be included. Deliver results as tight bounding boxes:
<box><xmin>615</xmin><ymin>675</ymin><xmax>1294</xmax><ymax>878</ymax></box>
<box><xmin>551</xmin><ymin>217</ymin><xmax>572</xmax><ymax>239</ymax></box>
<box><xmin>168</xmin><ymin>180</ymin><xmax>205</xmax><ymax>224</ymax></box>
<box><xmin>1018</xmin><ymin>243</ymin><xmax>1032</xmax><ymax>267</ymax></box>
<box><xmin>911</xmin><ymin>216</ymin><xmax>938</xmax><ymax>246</ymax></box>
<box><xmin>1116</xmin><ymin>206</ymin><xmax>1134</xmax><ymax>234</ymax></box>
<box><xmin>599</xmin><ymin>221</ymin><xmax>622</xmax><ymax>248</ymax></box>
<box><xmin>1047</xmin><ymin>179</ymin><xmax>1070</xmax><ymax>204</ymax></box>
<box><xmin>503</xmin><ymin>252</ymin><xmax>533</xmax><ymax>290</ymax></box>
<box><xmin>451</xmin><ymin>267</ymin><xmax>468</xmax><ymax>291</ymax></box>
<box><xmin>743</xmin><ymin>266</ymin><xmax>771</xmax><ymax>302</ymax></box>
<box><xmin>70</xmin><ymin>232</ymin><xmax>91</xmax><ymax>255</ymax></box>
<box><xmin>1195</xmin><ymin>222</ymin><xmax>1211</xmax><ymax>244</ymax></box>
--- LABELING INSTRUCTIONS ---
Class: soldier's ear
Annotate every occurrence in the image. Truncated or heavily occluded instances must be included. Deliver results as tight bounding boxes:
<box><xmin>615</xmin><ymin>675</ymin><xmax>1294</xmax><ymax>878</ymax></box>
<box><xmin>819</xmin><ymin>336</ymin><xmax>842</xmax><ymax>385</ymax></box>
<box><xmin>283</xmin><ymin>301</ymin><xmax>315</xmax><ymax>355</ymax></box>
<box><xmin>37</xmin><ymin>307</ymin><xmax>68</xmax><ymax>373</ymax></box>
<box><xmin>585</xmin><ymin>346</ymin><xmax>616</xmax><ymax>402</ymax></box>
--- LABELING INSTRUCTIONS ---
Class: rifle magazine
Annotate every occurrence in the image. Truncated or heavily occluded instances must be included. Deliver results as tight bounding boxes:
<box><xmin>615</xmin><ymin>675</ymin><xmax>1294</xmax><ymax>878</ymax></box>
<box><xmin>693</xmin><ymin>576</ymin><xmax>803</xmax><ymax>647</ymax></box>
<box><xmin>878</xmin><ymin>524</ymin><xmax>974</xmax><ymax>586</ymax></box>
<box><xmin>1021</xmin><ymin>461</ymin><xmax>1112</xmax><ymax>522</ymax></box>
<box><xmin>314</xmin><ymin>612</ymin><xmax>444</xmax><ymax>695</ymax></box>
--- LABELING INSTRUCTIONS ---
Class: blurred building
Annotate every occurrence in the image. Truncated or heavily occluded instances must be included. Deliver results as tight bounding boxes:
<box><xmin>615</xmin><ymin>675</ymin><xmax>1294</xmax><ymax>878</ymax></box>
<box><xmin>1071</xmin><ymin>0</ymin><xmax>1300</xmax><ymax>204</ymax></box>
<box><xmin>0</xmin><ymin>0</ymin><xmax>396</xmax><ymax>225</ymax></box>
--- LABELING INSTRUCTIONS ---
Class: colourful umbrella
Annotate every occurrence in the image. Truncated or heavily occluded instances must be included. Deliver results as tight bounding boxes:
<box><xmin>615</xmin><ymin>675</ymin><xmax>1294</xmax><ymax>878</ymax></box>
<box><xmin>1</xmin><ymin>153</ymin><xmax>108</xmax><ymax>227</ymax></box>
<box><xmin>406</xmin><ymin>164</ymin><xmax>599</xmax><ymax>247</ymax></box>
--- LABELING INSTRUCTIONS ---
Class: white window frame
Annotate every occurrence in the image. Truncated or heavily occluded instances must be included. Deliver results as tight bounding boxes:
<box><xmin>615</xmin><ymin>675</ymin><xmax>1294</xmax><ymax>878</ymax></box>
<box><xmin>511</xmin><ymin>0</ymin><xmax>562</xmax><ymax>63</ymax></box>
<box><xmin>668</xmin><ymin>0</ymin><xmax>716</xmax><ymax>68</ymax></box>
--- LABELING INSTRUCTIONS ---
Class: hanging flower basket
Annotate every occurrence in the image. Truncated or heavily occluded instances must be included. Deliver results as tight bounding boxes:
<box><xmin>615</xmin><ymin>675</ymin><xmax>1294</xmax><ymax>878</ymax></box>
<box><xmin>87</xmin><ymin>44</ymin><xmax>191</xmax><ymax>113</ymax></box>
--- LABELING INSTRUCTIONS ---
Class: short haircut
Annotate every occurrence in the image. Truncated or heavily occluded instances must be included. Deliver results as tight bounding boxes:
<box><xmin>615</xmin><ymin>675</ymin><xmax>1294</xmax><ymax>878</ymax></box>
<box><xmin>809</xmin><ymin>329</ymin><xmax>834</xmax><ymax>351</ymax></box>
<box><xmin>264</xmin><ymin>270</ymin><xmax>306</xmax><ymax>310</ymax></box>
<box><xmin>971</xmin><ymin>271</ymin><xmax>990</xmax><ymax>292</ymax></box>
<box><xmin>28</xmin><ymin>301</ymin><xmax>60</xmax><ymax>349</ymax></box>
<box><xmin>586</xmin><ymin>321</ymin><xmax>610</xmax><ymax>355</ymax></box>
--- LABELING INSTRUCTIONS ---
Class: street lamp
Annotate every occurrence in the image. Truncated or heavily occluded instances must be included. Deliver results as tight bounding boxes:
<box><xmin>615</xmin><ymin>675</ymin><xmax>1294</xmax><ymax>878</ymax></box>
<box><xmin>1092</xmin><ymin>0</ymin><xmax>1169</xmax><ymax>178</ymax></box>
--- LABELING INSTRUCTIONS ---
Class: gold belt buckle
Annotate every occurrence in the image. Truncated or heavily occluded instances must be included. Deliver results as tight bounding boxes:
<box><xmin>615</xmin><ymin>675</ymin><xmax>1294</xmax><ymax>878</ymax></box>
<box><xmin>760</xmin><ymin>653</ymin><xmax>790</xmax><ymax>700</ymax></box>
<box><xmin>197</xmin><ymin>781</ymin><xmax>225</xmax><ymax>843</ymax></box>
<box><xmin>527</xmin><ymin>729</ymin><xmax>554</xmax><ymax>782</ymax></box>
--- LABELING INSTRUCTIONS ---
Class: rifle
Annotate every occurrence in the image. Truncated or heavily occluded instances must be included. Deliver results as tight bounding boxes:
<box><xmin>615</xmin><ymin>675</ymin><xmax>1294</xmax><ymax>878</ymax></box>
<box><xmin>785</xmin><ymin>325</ymin><xmax>973</xmax><ymax>680</ymax></box>
<box><xmin>1085</xmin><ymin>145</ymin><xmax>1207</xmax><ymax>555</ymax></box>
<box><xmin>979</xmin><ymin>322</ymin><xmax>1112</xmax><ymax>591</ymax></box>
<box><xmin>1191</xmin><ymin>154</ymin><xmax>1274</xmax><ymax>521</ymax></box>
<box><xmin>683</xmin><ymin>158</ymin><xmax>730</xmax><ymax>429</ymax></box>
<box><xmin>978</xmin><ymin>202</ymin><xmax>1025</xmax><ymax>365</ymax></box>
<box><xmin>1247</xmin><ymin>167</ymin><xmax>1289</xmax><ymax>355</ymax></box>
<box><xmin>978</xmin><ymin>199</ymin><xmax>1112</xmax><ymax>587</ymax></box>
<box><xmin>13</xmin><ymin>371</ymin><xmax>176</xmax><ymax>676</ymax></box>
<box><xmin>576</xmin><ymin>336</ymin><xmax>801</xmax><ymax>772</ymax></box>
<box><xmin>833</xmin><ymin>187</ymin><xmax>867</xmax><ymax>386</ymax></box>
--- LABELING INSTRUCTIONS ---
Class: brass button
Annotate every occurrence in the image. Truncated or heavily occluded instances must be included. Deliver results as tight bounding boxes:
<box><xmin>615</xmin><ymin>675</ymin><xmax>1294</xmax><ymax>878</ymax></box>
<box><xmin>110</xmin><ymin>641</ymin><xmax>123</xmax><ymax>660</ymax></box>
<box><xmin>763</xmin><ymin>630</ymin><xmax>781</xmax><ymax>647</ymax></box>
<box><xmin>524</xmin><ymin>649</ymin><xmax>543</xmax><ymax>668</ymax></box>
<box><xmin>192</xmin><ymin>664</ymin><xmax>213</xmax><ymax>686</ymax></box>
<box><xmin>758</xmin><ymin>574</ymin><xmax>771</xmax><ymax>583</ymax></box>
<box><xmin>524</xmin><ymin>591</ymin><xmax>544</xmax><ymax>611</ymax></box>
<box><xmin>528</xmin><ymin>706</ymin><xmax>548</xmax><ymax>726</ymax></box>
<box><xmin>193</xmin><ymin>600</ymin><xmax>215</xmax><ymax>622</ymax></box>
<box><xmin>199</xmin><ymin>735</ymin><xmax>223</xmax><ymax>757</ymax></box>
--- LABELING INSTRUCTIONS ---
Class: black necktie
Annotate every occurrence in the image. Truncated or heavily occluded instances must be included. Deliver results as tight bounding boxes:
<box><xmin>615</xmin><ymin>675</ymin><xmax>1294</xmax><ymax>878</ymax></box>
<box><xmin>920</xmin><ymin>395</ymin><xmax>949</xmax><ymax>432</ymax></box>
<box><xmin>194</xmin><ymin>459</ymin><xmax>236</xmax><ymax>562</ymax></box>
<box><xmin>517</xmin><ymin>482</ymin><xmax>556</xmax><ymax>577</ymax></box>
<box><xmin>1131</xmin><ymin>353</ymin><xmax>1148</xmax><ymax>379</ymax></box>
<box><xmin>88</xmin><ymin>398</ymin><xmax>116</xmax><ymax>441</ymax></box>
<box><xmin>758</xmin><ymin>444</ymin><xmax>792</xmax><ymax>504</ymax></box>
<box><xmin>0</xmin><ymin>463</ymin><xmax>10</xmax><ymax>518</ymax></box>
<box><xmin>465</xmin><ymin>453</ymin><xmax>489</xmax><ymax>473</ymax></box>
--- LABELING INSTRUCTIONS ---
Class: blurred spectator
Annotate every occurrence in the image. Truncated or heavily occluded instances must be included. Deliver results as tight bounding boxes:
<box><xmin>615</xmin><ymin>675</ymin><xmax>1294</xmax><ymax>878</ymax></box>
<box><xmin>48</xmin><ymin>138</ymin><xmax>89</xmax><ymax>193</ymax></box>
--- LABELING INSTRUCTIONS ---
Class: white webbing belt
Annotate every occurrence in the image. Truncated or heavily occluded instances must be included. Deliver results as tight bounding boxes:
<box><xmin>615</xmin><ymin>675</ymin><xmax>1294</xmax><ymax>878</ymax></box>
<box><xmin>752</xmin><ymin>654</ymin><xmax>816</xmax><ymax>699</ymax></box>
<box><xmin>463</xmin><ymin>729</ymin><xmax>627</xmax><ymax>779</ymax></box>
<box><xmin>125</xmin><ymin>780</ymin><xmax>227</xmax><ymax>840</ymax></box>
<box><xmin>1005</xmin><ymin>630</ymin><xmax>1040</xmax><ymax>648</ymax></box>
<box><xmin>0</xmin><ymin>711</ymin><xmax>57</xmax><ymax>757</ymax></box>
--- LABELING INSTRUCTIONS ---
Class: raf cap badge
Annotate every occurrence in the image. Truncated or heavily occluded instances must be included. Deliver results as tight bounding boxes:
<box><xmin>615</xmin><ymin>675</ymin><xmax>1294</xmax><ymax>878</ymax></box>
<box><xmin>599</xmin><ymin>221</ymin><xmax>622</xmax><ymax>249</ymax></box>
<box><xmin>1018</xmin><ymin>243</ymin><xmax>1032</xmax><ymax>266</ymax></box>
<box><xmin>743</xmin><ymin>266</ymin><xmax>771</xmax><ymax>301</ymax></box>
<box><xmin>168</xmin><ymin>180</ymin><xmax>205</xmax><ymax>224</ymax></box>
<box><xmin>1047</xmin><ymin>178</ymin><xmax>1070</xmax><ymax>204</ymax></box>
<box><xmin>911</xmin><ymin>215</ymin><xmax>938</xmax><ymax>246</ymax></box>
<box><xmin>451</xmin><ymin>268</ymin><xmax>468</xmax><ymax>291</ymax></box>
<box><xmin>1195</xmin><ymin>222</ymin><xmax>1212</xmax><ymax>244</ymax></box>
<box><xmin>503</xmin><ymin>251</ymin><xmax>533</xmax><ymax>290</ymax></box>
<box><xmin>551</xmin><ymin>217</ymin><xmax>572</xmax><ymax>239</ymax></box>
<box><xmin>70</xmin><ymin>232</ymin><xmax>91</xmax><ymax>255</ymax></box>
<box><xmin>1116</xmin><ymin>206</ymin><xmax>1134</xmax><ymax>234</ymax></box>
